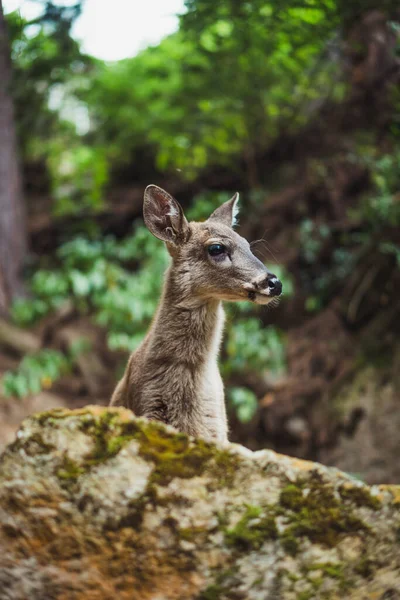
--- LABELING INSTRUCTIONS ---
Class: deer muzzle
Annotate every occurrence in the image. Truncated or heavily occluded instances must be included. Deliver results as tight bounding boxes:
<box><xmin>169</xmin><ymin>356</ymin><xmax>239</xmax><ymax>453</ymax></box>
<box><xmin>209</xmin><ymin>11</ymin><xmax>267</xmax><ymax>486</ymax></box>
<box><xmin>244</xmin><ymin>272</ymin><xmax>282</xmax><ymax>304</ymax></box>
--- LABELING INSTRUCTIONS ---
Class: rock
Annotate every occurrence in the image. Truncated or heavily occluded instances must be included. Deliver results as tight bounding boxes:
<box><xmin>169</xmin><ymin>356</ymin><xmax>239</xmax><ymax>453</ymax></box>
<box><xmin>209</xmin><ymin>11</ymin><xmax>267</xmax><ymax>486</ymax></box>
<box><xmin>0</xmin><ymin>406</ymin><xmax>399</xmax><ymax>600</ymax></box>
<box><xmin>321</xmin><ymin>366</ymin><xmax>400</xmax><ymax>484</ymax></box>
<box><xmin>0</xmin><ymin>391</ymin><xmax>68</xmax><ymax>452</ymax></box>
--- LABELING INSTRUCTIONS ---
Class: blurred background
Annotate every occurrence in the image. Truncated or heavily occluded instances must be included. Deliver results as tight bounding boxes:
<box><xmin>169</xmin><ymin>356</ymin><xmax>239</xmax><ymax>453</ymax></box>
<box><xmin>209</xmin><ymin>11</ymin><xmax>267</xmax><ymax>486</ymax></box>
<box><xmin>0</xmin><ymin>0</ymin><xmax>399</xmax><ymax>484</ymax></box>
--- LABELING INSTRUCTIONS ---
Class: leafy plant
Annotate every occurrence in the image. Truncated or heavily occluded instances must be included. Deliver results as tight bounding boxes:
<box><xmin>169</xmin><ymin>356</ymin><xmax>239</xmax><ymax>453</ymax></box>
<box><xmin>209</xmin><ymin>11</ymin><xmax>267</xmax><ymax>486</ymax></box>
<box><xmin>300</xmin><ymin>219</ymin><xmax>331</xmax><ymax>265</ymax></box>
<box><xmin>49</xmin><ymin>143</ymin><xmax>108</xmax><ymax>217</ymax></box>
<box><xmin>361</xmin><ymin>152</ymin><xmax>400</xmax><ymax>228</ymax></box>
<box><xmin>229</xmin><ymin>387</ymin><xmax>258</xmax><ymax>423</ymax></box>
<box><xmin>224</xmin><ymin>318</ymin><xmax>287</xmax><ymax>379</ymax></box>
<box><xmin>2</xmin><ymin>341</ymin><xmax>88</xmax><ymax>399</ymax></box>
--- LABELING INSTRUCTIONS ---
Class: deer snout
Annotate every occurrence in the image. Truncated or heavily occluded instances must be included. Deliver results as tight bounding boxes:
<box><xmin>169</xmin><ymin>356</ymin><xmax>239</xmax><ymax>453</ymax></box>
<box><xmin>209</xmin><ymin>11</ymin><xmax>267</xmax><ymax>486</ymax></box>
<box><xmin>254</xmin><ymin>273</ymin><xmax>282</xmax><ymax>297</ymax></box>
<box><xmin>267</xmin><ymin>275</ymin><xmax>282</xmax><ymax>297</ymax></box>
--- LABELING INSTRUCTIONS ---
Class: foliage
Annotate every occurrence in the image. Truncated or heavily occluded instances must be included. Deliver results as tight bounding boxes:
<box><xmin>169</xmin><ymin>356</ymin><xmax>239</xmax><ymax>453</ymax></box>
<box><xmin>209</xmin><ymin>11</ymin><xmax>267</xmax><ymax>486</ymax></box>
<box><xmin>300</xmin><ymin>219</ymin><xmax>331</xmax><ymax>265</ymax></box>
<box><xmin>2</xmin><ymin>341</ymin><xmax>88</xmax><ymax>399</ymax></box>
<box><xmin>4</xmin><ymin>0</ymin><xmax>400</xmax><ymax>424</ymax></box>
<box><xmin>186</xmin><ymin>190</ymin><xmax>237</xmax><ymax>221</ymax></box>
<box><xmin>48</xmin><ymin>143</ymin><xmax>108</xmax><ymax>217</ymax></box>
<box><xmin>80</xmin><ymin>1</ymin><xmax>344</xmax><ymax>179</ymax></box>
<box><xmin>300</xmin><ymin>146</ymin><xmax>400</xmax><ymax>313</ymax></box>
<box><xmin>229</xmin><ymin>388</ymin><xmax>259</xmax><ymax>423</ymax></box>
<box><xmin>7</xmin><ymin>0</ymin><xmax>400</xmax><ymax>207</ymax></box>
<box><xmin>6</xmin><ymin>3</ymin><xmax>108</xmax><ymax>216</ymax></box>
<box><xmin>359</xmin><ymin>151</ymin><xmax>400</xmax><ymax>229</ymax></box>
<box><xmin>7</xmin><ymin>0</ymin><xmax>400</xmax><ymax>189</ymax></box>
<box><xmin>11</xmin><ymin>225</ymin><xmax>169</xmax><ymax>350</ymax></box>
<box><xmin>7</xmin><ymin>3</ymin><xmax>85</xmax><ymax>154</ymax></box>
<box><xmin>225</xmin><ymin>318</ymin><xmax>286</xmax><ymax>379</ymax></box>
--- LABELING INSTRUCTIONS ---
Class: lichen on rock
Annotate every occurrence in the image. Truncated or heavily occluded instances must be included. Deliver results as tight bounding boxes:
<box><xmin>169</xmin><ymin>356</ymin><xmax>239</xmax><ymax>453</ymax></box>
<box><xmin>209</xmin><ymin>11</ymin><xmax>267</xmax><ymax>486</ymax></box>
<box><xmin>0</xmin><ymin>406</ymin><xmax>399</xmax><ymax>599</ymax></box>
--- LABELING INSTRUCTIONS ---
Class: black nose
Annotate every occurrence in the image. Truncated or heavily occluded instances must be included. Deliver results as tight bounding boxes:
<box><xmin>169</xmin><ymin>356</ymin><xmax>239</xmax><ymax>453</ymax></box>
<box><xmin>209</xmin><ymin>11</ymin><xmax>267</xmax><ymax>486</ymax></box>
<box><xmin>267</xmin><ymin>275</ymin><xmax>282</xmax><ymax>297</ymax></box>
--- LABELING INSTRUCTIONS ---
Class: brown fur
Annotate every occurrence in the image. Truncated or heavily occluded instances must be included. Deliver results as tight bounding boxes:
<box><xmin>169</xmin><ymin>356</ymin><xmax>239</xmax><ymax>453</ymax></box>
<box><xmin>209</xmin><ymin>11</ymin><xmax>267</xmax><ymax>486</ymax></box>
<box><xmin>110</xmin><ymin>185</ymin><xmax>282</xmax><ymax>443</ymax></box>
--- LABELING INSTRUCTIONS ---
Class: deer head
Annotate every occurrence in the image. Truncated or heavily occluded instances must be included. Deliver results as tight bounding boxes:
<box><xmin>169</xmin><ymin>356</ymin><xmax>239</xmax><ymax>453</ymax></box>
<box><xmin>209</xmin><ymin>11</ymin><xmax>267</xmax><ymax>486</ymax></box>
<box><xmin>143</xmin><ymin>185</ymin><xmax>282</xmax><ymax>306</ymax></box>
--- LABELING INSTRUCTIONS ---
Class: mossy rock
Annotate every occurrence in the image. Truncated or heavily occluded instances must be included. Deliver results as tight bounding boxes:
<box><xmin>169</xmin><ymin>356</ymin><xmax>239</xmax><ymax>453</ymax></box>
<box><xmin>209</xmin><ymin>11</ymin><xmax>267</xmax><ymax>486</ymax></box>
<box><xmin>0</xmin><ymin>406</ymin><xmax>399</xmax><ymax>600</ymax></box>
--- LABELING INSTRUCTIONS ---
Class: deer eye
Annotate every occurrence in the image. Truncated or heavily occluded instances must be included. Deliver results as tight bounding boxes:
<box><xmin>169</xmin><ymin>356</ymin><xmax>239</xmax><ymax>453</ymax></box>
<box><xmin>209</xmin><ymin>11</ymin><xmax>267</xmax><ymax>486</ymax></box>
<box><xmin>208</xmin><ymin>243</ymin><xmax>226</xmax><ymax>257</ymax></box>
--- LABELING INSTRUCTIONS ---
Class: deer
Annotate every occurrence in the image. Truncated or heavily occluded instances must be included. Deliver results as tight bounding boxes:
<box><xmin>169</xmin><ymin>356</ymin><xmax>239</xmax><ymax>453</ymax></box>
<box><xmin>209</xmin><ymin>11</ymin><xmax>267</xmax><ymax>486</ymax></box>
<box><xmin>110</xmin><ymin>185</ymin><xmax>282</xmax><ymax>443</ymax></box>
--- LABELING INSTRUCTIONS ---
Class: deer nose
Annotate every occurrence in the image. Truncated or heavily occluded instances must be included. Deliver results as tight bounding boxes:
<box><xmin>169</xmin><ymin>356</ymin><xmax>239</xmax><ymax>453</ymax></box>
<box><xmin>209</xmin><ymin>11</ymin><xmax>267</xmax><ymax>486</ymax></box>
<box><xmin>267</xmin><ymin>275</ymin><xmax>282</xmax><ymax>297</ymax></box>
<box><xmin>254</xmin><ymin>273</ymin><xmax>282</xmax><ymax>297</ymax></box>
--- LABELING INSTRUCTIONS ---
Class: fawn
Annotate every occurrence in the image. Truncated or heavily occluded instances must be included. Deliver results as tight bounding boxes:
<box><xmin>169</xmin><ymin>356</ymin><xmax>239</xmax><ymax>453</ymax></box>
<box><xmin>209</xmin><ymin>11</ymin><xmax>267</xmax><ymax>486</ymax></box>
<box><xmin>110</xmin><ymin>185</ymin><xmax>282</xmax><ymax>443</ymax></box>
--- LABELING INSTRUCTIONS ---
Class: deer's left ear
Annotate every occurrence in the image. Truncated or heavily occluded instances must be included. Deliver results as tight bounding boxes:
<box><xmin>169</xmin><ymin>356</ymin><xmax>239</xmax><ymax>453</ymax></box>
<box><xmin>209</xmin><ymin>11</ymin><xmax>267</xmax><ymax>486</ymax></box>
<box><xmin>143</xmin><ymin>185</ymin><xmax>189</xmax><ymax>244</ymax></box>
<box><xmin>208</xmin><ymin>193</ymin><xmax>240</xmax><ymax>228</ymax></box>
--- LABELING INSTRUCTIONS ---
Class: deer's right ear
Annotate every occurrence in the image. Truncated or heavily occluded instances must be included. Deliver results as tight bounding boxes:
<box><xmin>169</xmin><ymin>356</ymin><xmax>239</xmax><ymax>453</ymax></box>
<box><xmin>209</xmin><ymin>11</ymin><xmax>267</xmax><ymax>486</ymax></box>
<box><xmin>143</xmin><ymin>185</ymin><xmax>189</xmax><ymax>244</ymax></box>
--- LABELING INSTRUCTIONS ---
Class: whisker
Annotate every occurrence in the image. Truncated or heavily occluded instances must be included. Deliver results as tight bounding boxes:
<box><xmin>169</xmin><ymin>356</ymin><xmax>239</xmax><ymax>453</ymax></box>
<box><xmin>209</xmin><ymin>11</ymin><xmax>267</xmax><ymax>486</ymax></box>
<box><xmin>267</xmin><ymin>296</ymin><xmax>281</xmax><ymax>310</ymax></box>
<box><xmin>251</xmin><ymin>238</ymin><xmax>281</xmax><ymax>265</ymax></box>
<box><xmin>252</xmin><ymin>247</ymin><xmax>268</xmax><ymax>260</ymax></box>
<box><xmin>250</xmin><ymin>238</ymin><xmax>267</xmax><ymax>247</ymax></box>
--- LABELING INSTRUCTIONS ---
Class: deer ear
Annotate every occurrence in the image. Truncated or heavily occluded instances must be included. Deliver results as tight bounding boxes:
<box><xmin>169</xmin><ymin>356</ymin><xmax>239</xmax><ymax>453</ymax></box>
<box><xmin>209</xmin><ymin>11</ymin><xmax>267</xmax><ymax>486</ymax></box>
<box><xmin>208</xmin><ymin>193</ymin><xmax>240</xmax><ymax>228</ymax></box>
<box><xmin>143</xmin><ymin>185</ymin><xmax>189</xmax><ymax>244</ymax></box>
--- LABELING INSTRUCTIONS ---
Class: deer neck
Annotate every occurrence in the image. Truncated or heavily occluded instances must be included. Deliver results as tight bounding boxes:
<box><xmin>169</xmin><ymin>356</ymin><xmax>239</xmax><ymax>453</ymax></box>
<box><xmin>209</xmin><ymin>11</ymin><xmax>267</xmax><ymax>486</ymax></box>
<box><xmin>147</xmin><ymin>265</ymin><xmax>225</xmax><ymax>367</ymax></box>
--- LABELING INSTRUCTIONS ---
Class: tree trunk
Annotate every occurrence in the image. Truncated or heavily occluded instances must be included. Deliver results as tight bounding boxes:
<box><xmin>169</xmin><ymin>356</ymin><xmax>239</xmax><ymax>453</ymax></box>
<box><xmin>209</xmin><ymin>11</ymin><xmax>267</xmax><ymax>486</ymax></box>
<box><xmin>0</xmin><ymin>0</ymin><xmax>26</xmax><ymax>314</ymax></box>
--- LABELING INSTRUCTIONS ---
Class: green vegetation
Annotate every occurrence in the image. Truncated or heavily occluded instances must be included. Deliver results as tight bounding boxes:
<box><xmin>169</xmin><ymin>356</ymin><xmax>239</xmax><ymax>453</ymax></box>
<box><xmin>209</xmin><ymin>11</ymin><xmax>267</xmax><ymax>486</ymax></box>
<box><xmin>83</xmin><ymin>1</ymin><xmax>345</xmax><ymax>179</ymax></box>
<box><xmin>2</xmin><ymin>343</ymin><xmax>88</xmax><ymax>399</ymax></box>
<box><xmin>339</xmin><ymin>484</ymin><xmax>382</xmax><ymax>510</ymax></box>
<box><xmin>279</xmin><ymin>476</ymin><xmax>370</xmax><ymax>548</ymax></box>
<box><xmin>2</xmin><ymin>0</ymin><xmax>400</xmax><ymax>434</ymax></box>
<box><xmin>9</xmin><ymin>1</ymin><xmax>399</xmax><ymax>200</ymax></box>
<box><xmin>224</xmin><ymin>504</ymin><xmax>278</xmax><ymax>550</ymax></box>
<box><xmin>228</xmin><ymin>387</ymin><xmax>258</xmax><ymax>423</ymax></box>
<box><xmin>196</xmin><ymin>569</ymin><xmax>237</xmax><ymax>600</ymax></box>
<box><xmin>56</xmin><ymin>454</ymin><xmax>85</xmax><ymax>481</ymax></box>
<box><xmin>30</xmin><ymin>408</ymin><xmax>242</xmax><ymax>489</ymax></box>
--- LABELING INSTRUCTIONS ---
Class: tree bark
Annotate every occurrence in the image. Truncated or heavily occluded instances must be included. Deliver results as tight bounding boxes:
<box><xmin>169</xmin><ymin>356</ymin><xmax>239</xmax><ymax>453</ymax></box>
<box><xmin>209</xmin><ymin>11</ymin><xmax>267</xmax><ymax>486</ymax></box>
<box><xmin>0</xmin><ymin>0</ymin><xmax>27</xmax><ymax>314</ymax></box>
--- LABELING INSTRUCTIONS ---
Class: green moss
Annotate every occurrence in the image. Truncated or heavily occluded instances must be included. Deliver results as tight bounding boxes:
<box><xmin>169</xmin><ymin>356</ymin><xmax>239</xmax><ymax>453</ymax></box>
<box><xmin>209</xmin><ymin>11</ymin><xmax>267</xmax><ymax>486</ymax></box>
<box><xmin>196</xmin><ymin>569</ymin><xmax>236</xmax><ymax>600</ymax></box>
<box><xmin>339</xmin><ymin>484</ymin><xmax>381</xmax><ymax>510</ymax></box>
<box><xmin>8</xmin><ymin>432</ymin><xmax>55</xmax><ymax>456</ymax></box>
<box><xmin>308</xmin><ymin>576</ymin><xmax>323</xmax><ymax>590</ymax></box>
<box><xmin>216</xmin><ymin>511</ymin><xmax>229</xmax><ymax>528</ymax></box>
<box><xmin>56</xmin><ymin>455</ymin><xmax>85</xmax><ymax>481</ymax></box>
<box><xmin>80</xmin><ymin>411</ymin><xmax>137</xmax><ymax>465</ymax></box>
<box><xmin>396</xmin><ymin>527</ymin><xmax>400</xmax><ymax>543</ymax></box>
<box><xmin>133</xmin><ymin>421</ymin><xmax>241</xmax><ymax>487</ymax></box>
<box><xmin>29</xmin><ymin>409</ymin><xmax>243</xmax><ymax>489</ymax></box>
<box><xmin>279</xmin><ymin>473</ymin><xmax>370</xmax><ymax>547</ymax></box>
<box><xmin>281</xmin><ymin>533</ymin><xmax>299</xmax><ymax>556</ymax></box>
<box><xmin>179</xmin><ymin>526</ymin><xmax>208</xmax><ymax>541</ymax></box>
<box><xmin>354</xmin><ymin>556</ymin><xmax>374</xmax><ymax>578</ymax></box>
<box><xmin>134</xmin><ymin>425</ymin><xmax>213</xmax><ymax>485</ymax></box>
<box><xmin>310</xmin><ymin>562</ymin><xmax>344</xmax><ymax>579</ymax></box>
<box><xmin>207</xmin><ymin>450</ymin><xmax>242</xmax><ymax>488</ymax></box>
<box><xmin>322</xmin><ymin>564</ymin><xmax>344</xmax><ymax>579</ymax></box>
<box><xmin>286</xmin><ymin>571</ymin><xmax>300</xmax><ymax>583</ymax></box>
<box><xmin>280</xmin><ymin>484</ymin><xmax>303</xmax><ymax>510</ymax></box>
<box><xmin>197</xmin><ymin>584</ymin><xmax>222</xmax><ymax>600</ymax></box>
<box><xmin>225</xmin><ymin>504</ymin><xmax>278</xmax><ymax>550</ymax></box>
<box><xmin>35</xmin><ymin>407</ymin><xmax>73</xmax><ymax>425</ymax></box>
<box><xmin>297</xmin><ymin>592</ymin><xmax>313</xmax><ymax>600</ymax></box>
<box><xmin>308</xmin><ymin>562</ymin><xmax>352</xmax><ymax>593</ymax></box>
